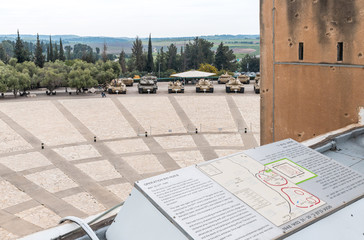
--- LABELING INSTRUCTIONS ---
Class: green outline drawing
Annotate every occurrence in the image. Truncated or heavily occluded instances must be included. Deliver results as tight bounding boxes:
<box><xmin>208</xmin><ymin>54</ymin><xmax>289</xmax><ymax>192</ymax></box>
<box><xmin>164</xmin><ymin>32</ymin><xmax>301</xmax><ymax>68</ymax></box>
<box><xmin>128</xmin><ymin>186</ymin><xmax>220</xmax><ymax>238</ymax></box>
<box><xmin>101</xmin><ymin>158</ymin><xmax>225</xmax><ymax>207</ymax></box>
<box><xmin>264</xmin><ymin>158</ymin><xmax>317</xmax><ymax>184</ymax></box>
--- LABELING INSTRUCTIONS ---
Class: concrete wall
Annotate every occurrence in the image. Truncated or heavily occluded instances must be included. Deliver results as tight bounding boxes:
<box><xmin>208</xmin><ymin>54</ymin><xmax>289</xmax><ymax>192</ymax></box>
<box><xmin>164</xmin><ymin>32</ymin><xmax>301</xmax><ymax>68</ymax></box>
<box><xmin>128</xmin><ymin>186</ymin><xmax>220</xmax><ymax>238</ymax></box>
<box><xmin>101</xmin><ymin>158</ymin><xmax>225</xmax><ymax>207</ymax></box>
<box><xmin>260</xmin><ymin>0</ymin><xmax>364</xmax><ymax>145</ymax></box>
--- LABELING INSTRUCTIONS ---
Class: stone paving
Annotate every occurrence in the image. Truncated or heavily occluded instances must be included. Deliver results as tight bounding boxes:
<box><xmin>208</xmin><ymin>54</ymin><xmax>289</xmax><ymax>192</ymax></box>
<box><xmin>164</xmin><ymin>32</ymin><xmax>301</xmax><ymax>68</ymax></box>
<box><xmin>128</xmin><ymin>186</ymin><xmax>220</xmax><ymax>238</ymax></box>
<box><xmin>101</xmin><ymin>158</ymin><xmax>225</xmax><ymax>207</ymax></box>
<box><xmin>0</xmin><ymin>83</ymin><xmax>260</xmax><ymax>239</ymax></box>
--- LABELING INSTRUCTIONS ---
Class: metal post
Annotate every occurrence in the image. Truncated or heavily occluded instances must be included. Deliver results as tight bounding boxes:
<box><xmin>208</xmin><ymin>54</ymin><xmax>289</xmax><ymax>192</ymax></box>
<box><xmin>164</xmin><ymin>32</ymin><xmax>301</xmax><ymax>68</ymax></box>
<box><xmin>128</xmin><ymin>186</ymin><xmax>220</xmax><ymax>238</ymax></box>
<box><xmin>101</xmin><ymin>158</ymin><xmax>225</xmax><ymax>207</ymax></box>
<box><xmin>41</xmin><ymin>143</ymin><xmax>44</xmax><ymax>149</ymax></box>
<box><xmin>145</xmin><ymin>131</ymin><xmax>148</xmax><ymax>137</ymax></box>
<box><xmin>195</xmin><ymin>128</ymin><xmax>198</xmax><ymax>134</ymax></box>
<box><xmin>244</xmin><ymin>128</ymin><xmax>247</xmax><ymax>133</ymax></box>
<box><xmin>94</xmin><ymin>136</ymin><xmax>96</xmax><ymax>142</ymax></box>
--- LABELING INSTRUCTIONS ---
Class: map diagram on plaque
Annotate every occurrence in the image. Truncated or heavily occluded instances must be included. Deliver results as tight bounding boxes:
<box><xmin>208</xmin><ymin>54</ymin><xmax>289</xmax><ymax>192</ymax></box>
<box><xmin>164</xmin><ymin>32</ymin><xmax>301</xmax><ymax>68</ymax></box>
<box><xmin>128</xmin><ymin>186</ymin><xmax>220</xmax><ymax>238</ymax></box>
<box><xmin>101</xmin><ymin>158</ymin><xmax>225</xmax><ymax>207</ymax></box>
<box><xmin>264</xmin><ymin>158</ymin><xmax>317</xmax><ymax>185</ymax></box>
<box><xmin>198</xmin><ymin>154</ymin><xmax>325</xmax><ymax>226</ymax></box>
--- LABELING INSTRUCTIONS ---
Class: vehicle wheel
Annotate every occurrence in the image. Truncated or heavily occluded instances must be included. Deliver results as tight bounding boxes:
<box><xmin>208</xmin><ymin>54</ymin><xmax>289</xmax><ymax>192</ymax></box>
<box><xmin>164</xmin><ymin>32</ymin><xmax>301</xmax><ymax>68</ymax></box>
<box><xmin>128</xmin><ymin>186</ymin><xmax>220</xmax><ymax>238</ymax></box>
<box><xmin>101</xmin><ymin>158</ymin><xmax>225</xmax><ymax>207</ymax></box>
<box><xmin>131</xmin><ymin>83</ymin><xmax>134</xmax><ymax>86</ymax></box>
<box><xmin>122</xmin><ymin>91</ymin><xmax>126</xmax><ymax>94</ymax></box>
<box><xmin>240</xmin><ymin>88</ymin><xmax>245</xmax><ymax>93</ymax></box>
<box><xmin>210</xmin><ymin>88</ymin><xmax>214</xmax><ymax>93</ymax></box>
<box><xmin>181</xmin><ymin>89</ymin><xmax>184</xmax><ymax>93</ymax></box>
<box><xmin>108</xmin><ymin>89</ymin><xmax>113</xmax><ymax>94</ymax></box>
<box><xmin>255</xmin><ymin>89</ymin><xmax>260</xmax><ymax>94</ymax></box>
<box><xmin>218</xmin><ymin>80</ymin><xmax>221</xmax><ymax>84</ymax></box>
<box><xmin>168</xmin><ymin>89</ymin><xmax>172</xmax><ymax>94</ymax></box>
<box><xmin>138</xmin><ymin>88</ymin><xmax>142</xmax><ymax>94</ymax></box>
<box><xmin>196</xmin><ymin>87</ymin><xmax>200</xmax><ymax>93</ymax></box>
<box><xmin>226</xmin><ymin>87</ymin><xmax>230</xmax><ymax>93</ymax></box>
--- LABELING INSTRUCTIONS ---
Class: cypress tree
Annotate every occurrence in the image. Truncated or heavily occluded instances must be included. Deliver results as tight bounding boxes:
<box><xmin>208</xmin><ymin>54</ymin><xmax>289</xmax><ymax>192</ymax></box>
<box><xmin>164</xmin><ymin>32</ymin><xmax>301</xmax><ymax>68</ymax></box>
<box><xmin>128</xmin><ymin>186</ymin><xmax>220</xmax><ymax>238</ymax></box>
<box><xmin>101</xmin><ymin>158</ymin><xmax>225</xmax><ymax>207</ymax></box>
<box><xmin>146</xmin><ymin>34</ymin><xmax>154</xmax><ymax>72</ymax></box>
<box><xmin>102</xmin><ymin>42</ymin><xmax>108</xmax><ymax>62</ymax></box>
<box><xmin>119</xmin><ymin>50</ymin><xmax>127</xmax><ymax>73</ymax></box>
<box><xmin>49</xmin><ymin>36</ymin><xmax>54</xmax><ymax>62</ymax></box>
<box><xmin>34</xmin><ymin>34</ymin><xmax>45</xmax><ymax>68</ymax></box>
<box><xmin>54</xmin><ymin>42</ymin><xmax>59</xmax><ymax>60</ymax></box>
<box><xmin>59</xmin><ymin>39</ymin><xmax>65</xmax><ymax>61</ymax></box>
<box><xmin>14</xmin><ymin>30</ymin><xmax>27</xmax><ymax>63</ymax></box>
<box><xmin>47</xmin><ymin>46</ymin><xmax>50</xmax><ymax>62</ymax></box>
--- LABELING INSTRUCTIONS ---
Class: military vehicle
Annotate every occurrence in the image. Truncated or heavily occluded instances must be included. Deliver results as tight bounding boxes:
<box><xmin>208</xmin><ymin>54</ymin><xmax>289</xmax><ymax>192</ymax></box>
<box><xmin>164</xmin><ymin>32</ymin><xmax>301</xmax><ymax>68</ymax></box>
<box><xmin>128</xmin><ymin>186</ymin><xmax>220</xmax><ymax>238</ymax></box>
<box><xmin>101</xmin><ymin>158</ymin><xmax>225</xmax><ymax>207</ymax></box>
<box><xmin>196</xmin><ymin>79</ymin><xmax>214</xmax><ymax>93</ymax></box>
<box><xmin>217</xmin><ymin>73</ymin><xmax>234</xmax><ymax>84</ymax></box>
<box><xmin>138</xmin><ymin>75</ymin><xmax>158</xmax><ymax>94</ymax></box>
<box><xmin>168</xmin><ymin>80</ymin><xmax>184</xmax><ymax>93</ymax></box>
<box><xmin>121</xmin><ymin>78</ymin><xmax>134</xmax><ymax>86</ymax></box>
<box><xmin>226</xmin><ymin>77</ymin><xmax>245</xmax><ymax>93</ymax></box>
<box><xmin>254</xmin><ymin>75</ymin><xmax>260</xmax><ymax>94</ymax></box>
<box><xmin>238</xmin><ymin>74</ymin><xmax>250</xmax><ymax>84</ymax></box>
<box><xmin>107</xmin><ymin>79</ymin><xmax>126</xmax><ymax>94</ymax></box>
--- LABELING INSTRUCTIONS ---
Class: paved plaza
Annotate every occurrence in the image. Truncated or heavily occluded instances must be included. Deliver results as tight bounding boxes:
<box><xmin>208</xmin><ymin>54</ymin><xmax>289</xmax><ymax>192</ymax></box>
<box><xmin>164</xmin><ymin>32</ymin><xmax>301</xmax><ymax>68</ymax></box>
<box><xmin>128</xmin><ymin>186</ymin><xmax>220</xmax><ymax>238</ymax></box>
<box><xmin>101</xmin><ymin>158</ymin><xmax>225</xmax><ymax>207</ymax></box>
<box><xmin>0</xmin><ymin>82</ymin><xmax>260</xmax><ymax>239</ymax></box>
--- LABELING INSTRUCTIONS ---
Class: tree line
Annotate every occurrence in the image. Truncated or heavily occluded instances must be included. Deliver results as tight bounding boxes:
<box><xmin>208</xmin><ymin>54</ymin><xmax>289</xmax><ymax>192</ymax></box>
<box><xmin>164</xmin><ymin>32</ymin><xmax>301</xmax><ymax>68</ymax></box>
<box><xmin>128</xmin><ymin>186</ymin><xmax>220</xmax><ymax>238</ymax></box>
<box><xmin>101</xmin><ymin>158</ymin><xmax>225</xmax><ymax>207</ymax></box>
<box><xmin>0</xmin><ymin>31</ymin><xmax>260</xmax><ymax>97</ymax></box>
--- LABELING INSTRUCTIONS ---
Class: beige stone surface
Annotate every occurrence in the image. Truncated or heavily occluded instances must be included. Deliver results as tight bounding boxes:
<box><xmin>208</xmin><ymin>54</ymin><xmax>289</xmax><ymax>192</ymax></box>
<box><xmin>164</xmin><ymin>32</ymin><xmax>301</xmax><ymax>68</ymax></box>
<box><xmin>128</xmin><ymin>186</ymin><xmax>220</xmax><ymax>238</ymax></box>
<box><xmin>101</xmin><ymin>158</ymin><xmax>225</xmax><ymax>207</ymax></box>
<box><xmin>0</xmin><ymin>228</ymin><xmax>18</xmax><ymax>240</ymax></box>
<box><xmin>0</xmin><ymin>152</ymin><xmax>51</xmax><ymax>172</ymax></box>
<box><xmin>15</xmin><ymin>205</ymin><xmax>60</xmax><ymax>229</ymax></box>
<box><xmin>75</xmin><ymin>160</ymin><xmax>122</xmax><ymax>182</ymax></box>
<box><xmin>62</xmin><ymin>192</ymin><xmax>105</xmax><ymax>215</ymax></box>
<box><xmin>176</xmin><ymin>96</ymin><xmax>237</xmax><ymax>132</ymax></box>
<box><xmin>0</xmin><ymin>101</ymin><xmax>85</xmax><ymax>146</ymax></box>
<box><xmin>154</xmin><ymin>135</ymin><xmax>196</xmax><ymax>149</ymax></box>
<box><xmin>59</xmin><ymin>98</ymin><xmax>136</xmax><ymax>140</ymax></box>
<box><xmin>104</xmin><ymin>139</ymin><xmax>149</xmax><ymax>154</ymax></box>
<box><xmin>204</xmin><ymin>133</ymin><xmax>244</xmax><ymax>147</ymax></box>
<box><xmin>25</xmin><ymin>169</ymin><xmax>78</xmax><ymax>193</ymax></box>
<box><xmin>53</xmin><ymin>144</ymin><xmax>101</xmax><ymax>161</ymax></box>
<box><xmin>232</xmin><ymin>96</ymin><xmax>260</xmax><ymax>144</ymax></box>
<box><xmin>120</xmin><ymin>97</ymin><xmax>186</xmax><ymax>135</ymax></box>
<box><xmin>123</xmin><ymin>154</ymin><xmax>165</xmax><ymax>174</ymax></box>
<box><xmin>0</xmin><ymin>180</ymin><xmax>31</xmax><ymax>209</ymax></box>
<box><xmin>168</xmin><ymin>151</ymin><xmax>205</xmax><ymax>168</ymax></box>
<box><xmin>215</xmin><ymin>149</ymin><xmax>244</xmax><ymax>158</ymax></box>
<box><xmin>106</xmin><ymin>183</ymin><xmax>133</xmax><ymax>201</ymax></box>
<box><xmin>0</xmin><ymin>119</ymin><xmax>32</xmax><ymax>154</ymax></box>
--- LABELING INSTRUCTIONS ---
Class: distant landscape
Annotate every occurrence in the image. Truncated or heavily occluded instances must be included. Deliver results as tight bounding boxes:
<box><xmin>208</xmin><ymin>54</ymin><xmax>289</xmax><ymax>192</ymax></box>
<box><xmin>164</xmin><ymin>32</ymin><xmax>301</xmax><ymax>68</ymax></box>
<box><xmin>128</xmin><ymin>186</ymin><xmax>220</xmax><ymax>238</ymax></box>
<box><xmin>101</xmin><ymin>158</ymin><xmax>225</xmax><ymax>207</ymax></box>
<box><xmin>0</xmin><ymin>34</ymin><xmax>260</xmax><ymax>59</ymax></box>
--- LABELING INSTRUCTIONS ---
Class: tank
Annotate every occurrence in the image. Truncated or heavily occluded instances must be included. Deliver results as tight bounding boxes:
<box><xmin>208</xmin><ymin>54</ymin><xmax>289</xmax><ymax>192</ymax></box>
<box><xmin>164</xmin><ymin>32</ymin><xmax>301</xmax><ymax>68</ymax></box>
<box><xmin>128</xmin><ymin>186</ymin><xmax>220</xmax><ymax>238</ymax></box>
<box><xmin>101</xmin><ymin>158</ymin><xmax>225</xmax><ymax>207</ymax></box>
<box><xmin>168</xmin><ymin>80</ymin><xmax>184</xmax><ymax>93</ymax></box>
<box><xmin>217</xmin><ymin>73</ymin><xmax>234</xmax><ymax>84</ymax></box>
<box><xmin>226</xmin><ymin>78</ymin><xmax>245</xmax><ymax>93</ymax></box>
<box><xmin>106</xmin><ymin>79</ymin><xmax>126</xmax><ymax>94</ymax></box>
<box><xmin>196</xmin><ymin>79</ymin><xmax>214</xmax><ymax>93</ymax></box>
<box><xmin>138</xmin><ymin>75</ymin><xmax>158</xmax><ymax>94</ymax></box>
<box><xmin>254</xmin><ymin>75</ymin><xmax>260</xmax><ymax>94</ymax></box>
<box><xmin>121</xmin><ymin>78</ymin><xmax>134</xmax><ymax>86</ymax></box>
<box><xmin>237</xmin><ymin>74</ymin><xmax>250</xmax><ymax>84</ymax></box>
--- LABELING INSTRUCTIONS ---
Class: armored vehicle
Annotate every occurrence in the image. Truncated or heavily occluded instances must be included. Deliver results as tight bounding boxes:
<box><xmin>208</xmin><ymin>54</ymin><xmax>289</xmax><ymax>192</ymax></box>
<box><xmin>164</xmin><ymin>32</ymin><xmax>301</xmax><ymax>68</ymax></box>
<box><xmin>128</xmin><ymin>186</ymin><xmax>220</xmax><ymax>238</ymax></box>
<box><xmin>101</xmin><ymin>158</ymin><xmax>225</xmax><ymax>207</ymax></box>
<box><xmin>238</xmin><ymin>74</ymin><xmax>250</xmax><ymax>84</ymax></box>
<box><xmin>196</xmin><ymin>79</ymin><xmax>214</xmax><ymax>93</ymax></box>
<box><xmin>217</xmin><ymin>73</ymin><xmax>234</xmax><ymax>84</ymax></box>
<box><xmin>226</xmin><ymin>78</ymin><xmax>245</xmax><ymax>93</ymax></box>
<box><xmin>121</xmin><ymin>78</ymin><xmax>134</xmax><ymax>86</ymax></box>
<box><xmin>107</xmin><ymin>79</ymin><xmax>126</xmax><ymax>94</ymax></box>
<box><xmin>168</xmin><ymin>80</ymin><xmax>184</xmax><ymax>93</ymax></box>
<box><xmin>138</xmin><ymin>75</ymin><xmax>158</xmax><ymax>94</ymax></box>
<box><xmin>254</xmin><ymin>75</ymin><xmax>260</xmax><ymax>94</ymax></box>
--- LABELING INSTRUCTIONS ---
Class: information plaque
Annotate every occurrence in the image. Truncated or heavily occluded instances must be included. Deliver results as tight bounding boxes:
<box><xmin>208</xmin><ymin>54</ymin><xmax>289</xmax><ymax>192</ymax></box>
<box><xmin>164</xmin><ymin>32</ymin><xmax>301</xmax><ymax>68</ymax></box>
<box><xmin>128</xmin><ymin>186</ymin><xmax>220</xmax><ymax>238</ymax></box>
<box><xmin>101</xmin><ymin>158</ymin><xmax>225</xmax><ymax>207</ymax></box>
<box><xmin>135</xmin><ymin>139</ymin><xmax>364</xmax><ymax>240</ymax></box>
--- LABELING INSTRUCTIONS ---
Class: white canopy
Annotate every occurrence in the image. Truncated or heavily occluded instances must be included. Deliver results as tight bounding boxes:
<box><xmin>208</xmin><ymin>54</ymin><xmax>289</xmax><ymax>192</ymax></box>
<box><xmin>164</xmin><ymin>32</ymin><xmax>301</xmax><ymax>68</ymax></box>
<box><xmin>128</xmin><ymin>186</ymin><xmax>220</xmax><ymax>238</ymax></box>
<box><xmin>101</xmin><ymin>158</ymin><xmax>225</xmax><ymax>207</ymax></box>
<box><xmin>171</xmin><ymin>70</ymin><xmax>216</xmax><ymax>78</ymax></box>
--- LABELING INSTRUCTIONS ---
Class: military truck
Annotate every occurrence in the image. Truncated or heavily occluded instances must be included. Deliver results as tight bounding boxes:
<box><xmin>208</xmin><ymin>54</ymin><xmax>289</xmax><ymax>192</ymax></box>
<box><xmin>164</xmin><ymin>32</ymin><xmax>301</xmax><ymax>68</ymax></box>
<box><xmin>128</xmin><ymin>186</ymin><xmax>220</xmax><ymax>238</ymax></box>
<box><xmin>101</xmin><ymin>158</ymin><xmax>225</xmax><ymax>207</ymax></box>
<box><xmin>107</xmin><ymin>79</ymin><xmax>126</xmax><ymax>94</ymax></box>
<box><xmin>121</xmin><ymin>78</ymin><xmax>134</xmax><ymax>86</ymax></box>
<box><xmin>238</xmin><ymin>74</ymin><xmax>250</xmax><ymax>84</ymax></box>
<box><xmin>217</xmin><ymin>73</ymin><xmax>234</xmax><ymax>84</ymax></box>
<box><xmin>138</xmin><ymin>75</ymin><xmax>158</xmax><ymax>94</ymax></box>
<box><xmin>226</xmin><ymin>78</ymin><xmax>244</xmax><ymax>93</ymax></box>
<box><xmin>254</xmin><ymin>75</ymin><xmax>260</xmax><ymax>94</ymax></box>
<box><xmin>196</xmin><ymin>79</ymin><xmax>214</xmax><ymax>93</ymax></box>
<box><xmin>168</xmin><ymin>80</ymin><xmax>184</xmax><ymax>93</ymax></box>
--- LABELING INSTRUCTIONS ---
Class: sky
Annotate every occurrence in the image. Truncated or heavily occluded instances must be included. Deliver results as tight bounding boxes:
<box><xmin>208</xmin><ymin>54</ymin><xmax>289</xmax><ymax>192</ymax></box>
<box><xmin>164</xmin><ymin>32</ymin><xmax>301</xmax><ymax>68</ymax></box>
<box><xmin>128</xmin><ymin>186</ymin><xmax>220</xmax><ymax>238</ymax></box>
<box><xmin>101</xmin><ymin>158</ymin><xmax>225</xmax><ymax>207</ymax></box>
<box><xmin>0</xmin><ymin>0</ymin><xmax>259</xmax><ymax>38</ymax></box>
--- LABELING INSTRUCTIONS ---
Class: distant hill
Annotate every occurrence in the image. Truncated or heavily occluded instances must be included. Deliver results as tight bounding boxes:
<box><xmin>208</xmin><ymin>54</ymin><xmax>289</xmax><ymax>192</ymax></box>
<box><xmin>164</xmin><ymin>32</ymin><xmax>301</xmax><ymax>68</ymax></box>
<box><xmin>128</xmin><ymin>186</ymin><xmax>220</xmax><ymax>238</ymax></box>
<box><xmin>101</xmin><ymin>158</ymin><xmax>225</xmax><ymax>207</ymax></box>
<box><xmin>0</xmin><ymin>34</ymin><xmax>260</xmax><ymax>56</ymax></box>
